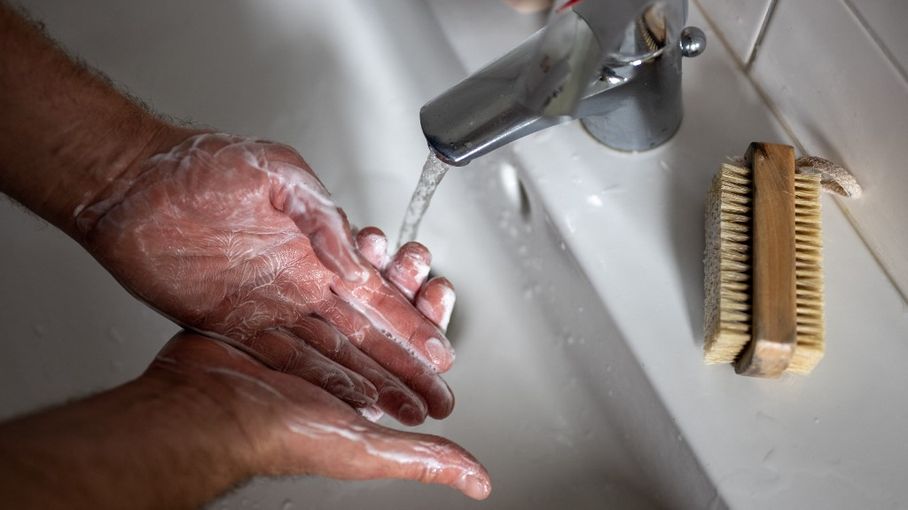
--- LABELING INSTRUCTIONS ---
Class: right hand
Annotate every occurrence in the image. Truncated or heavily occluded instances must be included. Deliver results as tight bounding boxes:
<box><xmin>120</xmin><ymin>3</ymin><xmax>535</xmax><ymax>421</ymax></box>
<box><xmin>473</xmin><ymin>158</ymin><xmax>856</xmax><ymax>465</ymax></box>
<box><xmin>78</xmin><ymin>132</ymin><xmax>457</xmax><ymax>426</ymax></box>
<box><xmin>151</xmin><ymin>332</ymin><xmax>491</xmax><ymax>500</ymax></box>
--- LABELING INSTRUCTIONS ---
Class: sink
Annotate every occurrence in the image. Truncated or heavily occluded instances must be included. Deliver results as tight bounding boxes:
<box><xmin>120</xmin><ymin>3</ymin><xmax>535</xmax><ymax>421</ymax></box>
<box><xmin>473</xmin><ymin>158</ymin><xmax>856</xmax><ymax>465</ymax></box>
<box><xmin>10</xmin><ymin>0</ymin><xmax>908</xmax><ymax>508</ymax></box>
<box><xmin>0</xmin><ymin>0</ymin><xmax>717</xmax><ymax>508</ymax></box>
<box><xmin>23</xmin><ymin>0</ymin><xmax>908</xmax><ymax>507</ymax></box>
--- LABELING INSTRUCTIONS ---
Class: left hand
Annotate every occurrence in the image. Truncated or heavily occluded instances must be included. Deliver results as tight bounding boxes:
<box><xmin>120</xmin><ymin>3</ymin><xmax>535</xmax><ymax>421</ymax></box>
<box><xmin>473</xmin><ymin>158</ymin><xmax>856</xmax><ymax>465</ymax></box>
<box><xmin>0</xmin><ymin>331</ymin><xmax>490</xmax><ymax>509</ymax></box>
<box><xmin>151</xmin><ymin>332</ymin><xmax>491</xmax><ymax>500</ymax></box>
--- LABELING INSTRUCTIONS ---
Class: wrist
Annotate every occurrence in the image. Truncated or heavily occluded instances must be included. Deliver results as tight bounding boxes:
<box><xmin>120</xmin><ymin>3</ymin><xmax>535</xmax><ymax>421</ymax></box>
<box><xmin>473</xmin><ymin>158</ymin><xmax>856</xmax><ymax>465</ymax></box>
<box><xmin>0</xmin><ymin>361</ymin><xmax>257</xmax><ymax>510</ymax></box>
<box><xmin>0</xmin><ymin>5</ymin><xmax>192</xmax><ymax>243</ymax></box>
<box><xmin>65</xmin><ymin>114</ymin><xmax>189</xmax><ymax>243</ymax></box>
<box><xmin>138</xmin><ymin>360</ymin><xmax>262</xmax><ymax>485</ymax></box>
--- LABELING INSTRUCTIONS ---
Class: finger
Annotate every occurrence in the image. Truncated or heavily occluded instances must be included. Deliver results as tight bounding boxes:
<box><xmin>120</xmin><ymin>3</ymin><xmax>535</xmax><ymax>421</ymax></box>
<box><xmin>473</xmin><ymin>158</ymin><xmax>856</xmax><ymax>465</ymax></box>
<box><xmin>289</xmin><ymin>318</ymin><xmax>429</xmax><ymax>426</ymax></box>
<box><xmin>345</xmin><ymin>423</ymin><xmax>491</xmax><ymax>500</ymax></box>
<box><xmin>355</xmin><ymin>226</ymin><xmax>390</xmax><ymax>270</ymax></box>
<box><xmin>320</xmin><ymin>298</ymin><xmax>455</xmax><ymax>419</ymax></box>
<box><xmin>384</xmin><ymin>242</ymin><xmax>432</xmax><ymax>300</ymax></box>
<box><xmin>358</xmin><ymin>405</ymin><xmax>385</xmax><ymax>423</ymax></box>
<box><xmin>333</xmin><ymin>276</ymin><xmax>456</xmax><ymax>374</ymax></box>
<box><xmin>246</xmin><ymin>329</ymin><xmax>378</xmax><ymax>408</ymax></box>
<box><xmin>415</xmin><ymin>277</ymin><xmax>456</xmax><ymax>332</ymax></box>
<box><xmin>268</xmin><ymin>160</ymin><xmax>369</xmax><ymax>284</ymax></box>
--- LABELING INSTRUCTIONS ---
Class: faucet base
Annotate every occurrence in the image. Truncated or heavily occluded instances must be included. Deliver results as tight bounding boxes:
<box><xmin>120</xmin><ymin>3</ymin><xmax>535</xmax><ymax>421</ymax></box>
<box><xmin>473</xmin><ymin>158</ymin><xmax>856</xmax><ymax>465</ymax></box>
<box><xmin>578</xmin><ymin>45</ymin><xmax>684</xmax><ymax>152</ymax></box>
<box><xmin>580</xmin><ymin>112</ymin><xmax>683</xmax><ymax>152</ymax></box>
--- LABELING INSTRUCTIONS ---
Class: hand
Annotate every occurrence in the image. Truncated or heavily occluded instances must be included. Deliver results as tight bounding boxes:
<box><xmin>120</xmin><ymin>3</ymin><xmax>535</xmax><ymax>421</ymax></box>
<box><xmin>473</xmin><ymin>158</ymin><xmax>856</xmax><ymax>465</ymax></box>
<box><xmin>76</xmin><ymin>132</ymin><xmax>457</xmax><ymax>425</ymax></box>
<box><xmin>152</xmin><ymin>332</ymin><xmax>491</xmax><ymax>500</ymax></box>
<box><xmin>503</xmin><ymin>0</ymin><xmax>553</xmax><ymax>13</ymax></box>
<box><xmin>0</xmin><ymin>331</ymin><xmax>490</xmax><ymax>509</ymax></box>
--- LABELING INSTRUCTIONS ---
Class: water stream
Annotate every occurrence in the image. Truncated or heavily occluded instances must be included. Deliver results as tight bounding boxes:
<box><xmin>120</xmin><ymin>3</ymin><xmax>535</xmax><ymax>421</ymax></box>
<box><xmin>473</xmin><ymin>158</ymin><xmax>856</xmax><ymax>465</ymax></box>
<box><xmin>396</xmin><ymin>151</ymin><xmax>452</xmax><ymax>249</ymax></box>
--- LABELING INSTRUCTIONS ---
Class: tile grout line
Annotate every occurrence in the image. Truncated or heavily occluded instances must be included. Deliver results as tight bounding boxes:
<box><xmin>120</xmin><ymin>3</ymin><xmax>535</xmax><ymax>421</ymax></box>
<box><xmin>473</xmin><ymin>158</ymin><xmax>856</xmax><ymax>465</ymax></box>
<box><xmin>743</xmin><ymin>0</ymin><xmax>778</xmax><ymax>72</ymax></box>
<box><xmin>831</xmin><ymin>196</ymin><xmax>908</xmax><ymax>304</ymax></box>
<box><xmin>691</xmin><ymin>0</ymin><xmax>908</xmax><ymax>305</ymax></box>
<box><xmin>841</xmin><ymin>0</ymin><xmax>908</xmax><ymax>86</ymax></box>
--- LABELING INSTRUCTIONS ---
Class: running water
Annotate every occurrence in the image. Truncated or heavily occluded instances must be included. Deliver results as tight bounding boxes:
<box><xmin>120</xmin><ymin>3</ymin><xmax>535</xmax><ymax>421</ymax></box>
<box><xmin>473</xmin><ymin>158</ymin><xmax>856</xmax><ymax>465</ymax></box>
<box><xmin>396</xmin><ymin>151</ymin><xmax>451</xmax><ymax>249</ymax></box>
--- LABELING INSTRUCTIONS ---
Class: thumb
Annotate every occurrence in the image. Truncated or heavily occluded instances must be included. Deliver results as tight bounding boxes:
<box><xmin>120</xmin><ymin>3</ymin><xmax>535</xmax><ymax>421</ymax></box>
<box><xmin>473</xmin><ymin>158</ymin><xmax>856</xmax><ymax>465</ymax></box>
<box><xmin>298</xmin><ymin>419</ymin><xmax>492</xmax><ymax>500</ymax></box>
<box><xmin>356</xmin><ymin>425</ymin><xmax>492</xmax><ymax>500</ymax></box>
<box><xmin>269</xmin><ymin>161</ymin><xmax>369</xmax><ymax>284</ymax></box>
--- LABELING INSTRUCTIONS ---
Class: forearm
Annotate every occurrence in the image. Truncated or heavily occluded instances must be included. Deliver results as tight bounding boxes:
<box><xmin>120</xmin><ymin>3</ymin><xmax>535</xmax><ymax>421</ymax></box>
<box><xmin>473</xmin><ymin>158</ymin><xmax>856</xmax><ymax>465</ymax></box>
<box><xmin>0</xmin><ymin>3</ymin><xmax>178</xmax><ymax>240</ymax></box>
<box><xmin>0</xmin><ymin>373</ymin><xmax>252</xmax><ymax>510</ymax></box>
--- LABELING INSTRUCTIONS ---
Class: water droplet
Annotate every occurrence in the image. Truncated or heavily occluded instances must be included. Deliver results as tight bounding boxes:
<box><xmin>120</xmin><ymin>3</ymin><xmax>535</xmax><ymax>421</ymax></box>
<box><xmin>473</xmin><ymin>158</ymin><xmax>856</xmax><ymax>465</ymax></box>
<box><xmin>534</xmin><ymin>130</ymin><xmax>552</xmax><ymax>143</ymax></box>
<box><xmin>607</xmin><ymin>389</ymin><xmax>614</xmax><ymax>397</ymax></box>
<box><xmin>813</xmin><ymin>417</ymin><xmax>820</xmax><ymax>424</ymax></box>
<box><xmin>605</xmin><ymin>364</ymin><xmax>613</xmax><ymax>373</ymax></box>
<box><xmin>559</xmin><ymin>241</ymin><xmax>567</xmax><ymax>251</ymax></box>
<box><xmin>523</xmin><ymin>287</ymin><xmax>535</xmax><ymax>300</ymax></box>
<box><xmin>108</xmin><ymin>326</ymin><xmax>124</xmax><ymax>344</ymax></box>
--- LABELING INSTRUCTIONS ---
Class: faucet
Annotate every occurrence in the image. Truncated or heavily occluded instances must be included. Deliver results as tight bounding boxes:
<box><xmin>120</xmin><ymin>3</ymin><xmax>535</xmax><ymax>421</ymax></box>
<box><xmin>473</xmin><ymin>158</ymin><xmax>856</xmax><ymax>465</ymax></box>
<box><xmin>420</xmin><ymin>0</ymin><xmax>706</xmax><ymax>166</ymax></box>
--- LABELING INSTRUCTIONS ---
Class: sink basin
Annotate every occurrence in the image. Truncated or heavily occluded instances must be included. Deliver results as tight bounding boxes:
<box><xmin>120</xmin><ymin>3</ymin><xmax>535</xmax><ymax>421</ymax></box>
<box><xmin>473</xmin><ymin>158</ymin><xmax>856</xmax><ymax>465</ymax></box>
<box><xmin>8</xmin><ymin>0</ymin><xmax>908</xmax><ymax>508</ymax></box>
<box><xmin>0</xmin><ymin>0</ymin><xmax>716</xmax><ymax>508</ymax></box>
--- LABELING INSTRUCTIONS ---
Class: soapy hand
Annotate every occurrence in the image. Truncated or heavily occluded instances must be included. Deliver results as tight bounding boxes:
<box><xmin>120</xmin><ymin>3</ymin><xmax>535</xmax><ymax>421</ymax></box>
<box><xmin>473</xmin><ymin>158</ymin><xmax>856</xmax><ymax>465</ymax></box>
<box><xmin>150</xmin><ymin>332</ymin><xmax>491</xmax><ymax>500</ymax></box>
<box><xmin>76</xmin><ymin>132</ymin><xmax>456</xmax><ymax>425</ymax></box>
<box><xmin>503</xmin><ymin>0</ymin><xmax>553</xmax><ymax>13</ymax></box>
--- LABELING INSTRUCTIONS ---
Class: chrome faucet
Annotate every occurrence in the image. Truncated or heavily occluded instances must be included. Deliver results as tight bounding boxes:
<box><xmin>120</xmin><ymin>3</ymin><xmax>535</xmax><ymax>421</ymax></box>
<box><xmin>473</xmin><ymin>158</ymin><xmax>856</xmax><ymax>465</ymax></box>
<box><xmin>420</xmin><ymin>0</ymin><xmax>706</xmax><ymax>166</ymax></box>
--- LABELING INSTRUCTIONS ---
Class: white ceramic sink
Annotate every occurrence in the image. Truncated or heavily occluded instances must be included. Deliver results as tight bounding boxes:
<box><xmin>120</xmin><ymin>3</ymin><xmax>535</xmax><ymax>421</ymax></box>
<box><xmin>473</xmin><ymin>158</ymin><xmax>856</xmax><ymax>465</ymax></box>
<box><xmin>4</xmin><ymin>1</ymin><xmax>907</xmax><ymax>509</ymax></box>
<box><xmin>432</xmin><ymin>2</ymin><xmax>908</xmax><ymax>509</ymax></box>
<box><xmin>0</xmin><ymin>1</ymin><xmax>713</xmax><ymax>509</ymax></box>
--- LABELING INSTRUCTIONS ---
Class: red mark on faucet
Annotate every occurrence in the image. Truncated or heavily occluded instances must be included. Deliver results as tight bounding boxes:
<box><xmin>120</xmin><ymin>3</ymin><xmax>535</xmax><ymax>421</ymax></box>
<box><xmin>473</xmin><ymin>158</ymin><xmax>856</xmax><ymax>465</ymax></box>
<box><xmin>557</xmin><ymin>0</ymin><xmax>586</xmax><ymax>13</ymax></box>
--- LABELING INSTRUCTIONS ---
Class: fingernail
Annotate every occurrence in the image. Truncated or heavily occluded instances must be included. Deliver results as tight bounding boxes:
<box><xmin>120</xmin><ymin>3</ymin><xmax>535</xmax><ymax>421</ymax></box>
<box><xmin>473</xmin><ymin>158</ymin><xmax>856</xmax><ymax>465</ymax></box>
<box><xmin>457</xmin><ymin>473</ymin><xmax>492</xmax><ymax>500</ymax></box>
<box><xmin>361</xmin><ymin>379</ymin><xmax>379</xmax><ymax>403</ymax></box>
<box><xmin>358</xmin><ymin>405</ymin><xmax>384</xmax><ymax>423</ymax></box>
<box><xmin>425</xmin><ymin>337</ymin><xmax>454</xmax><ymax>369</ymax></box>
<box><xmin>325</xmin><ymin>374</ymin><xmax>367</xmax><ymax>405</ymax></box>
<box><xmin>398</xmin><ymin>403</ymin><xmax>425</xmax><ymax>426</ymax></box>
<box><xmin>438</xmin><ymin>286</ymin><xmax>456</xmax><ymax>331</ymax></box>
<box><xmin>343</xmin><ymin>262</ymin><xmax>371</xmax><ymax>284</ymax></box>
<box><xmin>362</xmin><ymin>233</ymin><xmax>389</xmax><ymax>268</ymax></box>
<box><xmin>406</xmin><ymin>252</ymin><xmax>431</xmax><ymax>282</ymax></box>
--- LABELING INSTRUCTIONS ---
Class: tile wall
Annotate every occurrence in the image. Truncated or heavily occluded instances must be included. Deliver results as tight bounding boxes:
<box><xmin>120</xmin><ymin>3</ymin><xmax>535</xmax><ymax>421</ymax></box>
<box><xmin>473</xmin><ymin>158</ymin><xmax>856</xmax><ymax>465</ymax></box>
<box><xmin>695</xmin><ymin>0</ymin><xmax>908</xmax><ymax>301</ymax></box>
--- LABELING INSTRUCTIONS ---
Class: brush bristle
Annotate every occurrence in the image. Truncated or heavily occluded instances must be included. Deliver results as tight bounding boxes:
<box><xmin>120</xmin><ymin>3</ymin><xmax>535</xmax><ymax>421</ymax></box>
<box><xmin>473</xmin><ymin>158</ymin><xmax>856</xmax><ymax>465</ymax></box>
<box><xmin>704</xmin><ymin>164</ymin><xmax>753</xmax><ymax>364</ymax></box>
<box><xmin>788</xmin><ymin>173</ymin><xmax>825</xmax><ymax>374</ymax></box>
<box><xmin>702</xmin><ymin>165</ymin><xmax>825</xmax><ymax>374</ymax></box>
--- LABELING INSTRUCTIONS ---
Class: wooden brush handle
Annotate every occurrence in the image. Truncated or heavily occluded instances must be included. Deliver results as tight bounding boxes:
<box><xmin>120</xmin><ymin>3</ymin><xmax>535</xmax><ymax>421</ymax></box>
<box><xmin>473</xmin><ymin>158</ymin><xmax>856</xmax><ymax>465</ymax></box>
<box><xmin>735</xmin><ymin>142</ymin><xmax>797</xmax><ymax>378</ymax></box>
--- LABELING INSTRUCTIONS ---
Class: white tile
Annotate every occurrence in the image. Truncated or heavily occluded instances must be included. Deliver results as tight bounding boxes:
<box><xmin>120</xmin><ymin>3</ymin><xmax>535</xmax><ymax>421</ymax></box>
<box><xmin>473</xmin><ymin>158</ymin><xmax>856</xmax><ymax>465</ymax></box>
<box><xmin>847</xmin><ymin>0</ymin><xmax>908</xmax><ymax>79</ymax></box>
<box><xmin>695</xmin><ymin>0</ymin><xmax>773</xmax><ymax>64</ymax></box>
<box><xmin>751</xmin><ymin>0</ymin><xmax>908</xmax><ymax>299</ymax></box>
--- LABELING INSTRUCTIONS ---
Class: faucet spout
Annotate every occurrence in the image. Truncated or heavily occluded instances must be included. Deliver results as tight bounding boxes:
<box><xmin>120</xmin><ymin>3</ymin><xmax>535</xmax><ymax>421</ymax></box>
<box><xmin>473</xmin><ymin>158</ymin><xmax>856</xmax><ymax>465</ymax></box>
<box><xmin>420</xmin><ymin>0</ymin><xmax>704</xmax><ymax>167</ymax></box>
